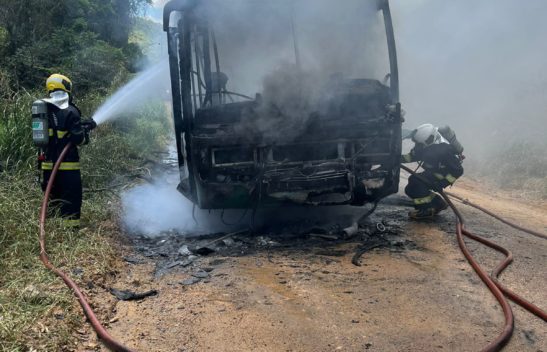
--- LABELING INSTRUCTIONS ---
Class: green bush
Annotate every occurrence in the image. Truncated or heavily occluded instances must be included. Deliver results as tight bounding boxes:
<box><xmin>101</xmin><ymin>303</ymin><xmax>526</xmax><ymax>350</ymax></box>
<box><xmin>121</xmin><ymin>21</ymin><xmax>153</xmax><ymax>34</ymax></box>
<box><xmin>0</xmin><ymin>92</ymin><xmax>37</xmax><ymax>171</ymax></box>
<box><xmin>0</xmin><ymin>0</ymin><xmax>150</xmax><ymax>94</ymax></box>
<box><xmin>69</xmin><ymin>39</ymin><xmax>129</xmax><ymax>94</ymax></box>
<box><xmin>0</xmin><ymin>69</ymin><xmax>11</xmax><ymax>99</ymax></box>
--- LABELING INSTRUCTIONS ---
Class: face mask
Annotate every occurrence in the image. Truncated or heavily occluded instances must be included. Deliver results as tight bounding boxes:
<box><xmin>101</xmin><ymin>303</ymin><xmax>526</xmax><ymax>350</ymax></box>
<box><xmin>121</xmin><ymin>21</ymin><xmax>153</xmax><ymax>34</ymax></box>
<box><xmin>43</xmin><ymin>91</ymin><xmax>70</xmax><ymax>109</ymax></box>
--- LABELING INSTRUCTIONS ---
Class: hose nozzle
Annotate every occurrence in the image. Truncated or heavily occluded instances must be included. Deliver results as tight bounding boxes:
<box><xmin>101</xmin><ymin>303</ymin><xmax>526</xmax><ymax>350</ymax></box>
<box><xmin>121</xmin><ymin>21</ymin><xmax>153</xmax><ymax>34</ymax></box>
<box><xmin>82</xmin><ymin>119</ymin><xmax>97</xmax><ymax>132</ymax></box>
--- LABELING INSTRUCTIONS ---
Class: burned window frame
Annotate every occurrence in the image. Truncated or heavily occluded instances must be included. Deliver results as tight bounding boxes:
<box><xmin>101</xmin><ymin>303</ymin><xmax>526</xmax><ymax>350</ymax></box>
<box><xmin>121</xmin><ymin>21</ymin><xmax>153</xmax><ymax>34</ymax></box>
<box><xmin>163</xmin><ymin>0</ymin><xmax>403</xmax><ymax>209</ymax></box>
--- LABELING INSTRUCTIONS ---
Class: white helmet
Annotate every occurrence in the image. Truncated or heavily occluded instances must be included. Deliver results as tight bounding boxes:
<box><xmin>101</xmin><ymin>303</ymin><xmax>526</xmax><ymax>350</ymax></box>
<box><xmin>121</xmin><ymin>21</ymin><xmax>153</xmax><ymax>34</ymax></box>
<box><xmin>412</xmin><ymin>123</ymin><xmax>438</xmax><ymax>146</ymax></box>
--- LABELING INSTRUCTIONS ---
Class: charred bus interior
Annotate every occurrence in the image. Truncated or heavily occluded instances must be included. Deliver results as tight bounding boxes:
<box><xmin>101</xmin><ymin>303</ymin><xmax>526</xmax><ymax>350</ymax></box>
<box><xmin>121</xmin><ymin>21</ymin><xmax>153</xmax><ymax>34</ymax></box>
<box><xmin>163</xmin><ymin>0</ymin><xmax>403</xmax><ymax>209</ymax></box>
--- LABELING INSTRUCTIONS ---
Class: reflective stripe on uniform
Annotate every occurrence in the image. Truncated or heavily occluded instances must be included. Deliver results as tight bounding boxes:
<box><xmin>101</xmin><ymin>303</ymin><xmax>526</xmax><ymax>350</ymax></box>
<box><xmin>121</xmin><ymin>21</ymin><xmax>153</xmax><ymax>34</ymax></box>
<box><xmin>414</xmin><ymin>193</ymin><xmax>435</xmax><ymax>205</ymax></box>
<box><xmin>47</xmin><ymin>129</ymin><xmax>68</xmax><ymax>138</ymax></box>
<box><xmin>41</xmin><ymin>162</ymin><xmax>80</xmax><ymax>171</ymax></box>
<box><xmin>63</xmin><ymin>219</ymin><xmax>80</xmax><ymax>228</ymax></box>
<box><xmin>445</xmin><ymin>174</ymin><xmax>457</xmax><ymax>184</ymax></box>
<box><xmin>434</xmin><ymin>173</ymin><xmax>445</xmax><ymax>180</ymax></box>
<box><xmin>434</xmin><ymin>173</ymin><xmax>457</xmax><ymax>184</ymax></box>
<box><xmin>402</xmin><ymin>154</ymin><xmax>413</xmax><ymax>163</ymax></box>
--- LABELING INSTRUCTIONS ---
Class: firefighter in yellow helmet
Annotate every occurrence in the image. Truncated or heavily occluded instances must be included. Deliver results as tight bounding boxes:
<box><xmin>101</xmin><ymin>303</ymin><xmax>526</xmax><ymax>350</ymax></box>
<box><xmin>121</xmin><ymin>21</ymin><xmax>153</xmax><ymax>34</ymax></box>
<box><xmin>39</xmin><ymin>74</ymin><xmax>96</xmax><ymax>228</ymax></box>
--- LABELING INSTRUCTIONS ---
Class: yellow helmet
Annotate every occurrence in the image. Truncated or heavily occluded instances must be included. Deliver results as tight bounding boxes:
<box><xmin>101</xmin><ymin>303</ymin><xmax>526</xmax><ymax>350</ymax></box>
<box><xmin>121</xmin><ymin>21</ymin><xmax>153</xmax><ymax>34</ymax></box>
<box><xmin>45</xmin><ymin>74</ymin><xmax>72</xmax><ymax>94</ymax></box>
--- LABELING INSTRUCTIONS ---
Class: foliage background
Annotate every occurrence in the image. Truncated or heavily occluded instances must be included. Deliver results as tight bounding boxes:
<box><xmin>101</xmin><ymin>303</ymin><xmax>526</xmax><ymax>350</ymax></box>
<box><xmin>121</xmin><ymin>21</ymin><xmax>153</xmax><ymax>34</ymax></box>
<box><xmin>0</xmin><ymin>0</ymin><xmax>152</xmax><ymax>96</ymax></box>
<box><xmin>0</xmin><ymin>1</ymin><xmax>171</xmax><ymax>350</ymax></box>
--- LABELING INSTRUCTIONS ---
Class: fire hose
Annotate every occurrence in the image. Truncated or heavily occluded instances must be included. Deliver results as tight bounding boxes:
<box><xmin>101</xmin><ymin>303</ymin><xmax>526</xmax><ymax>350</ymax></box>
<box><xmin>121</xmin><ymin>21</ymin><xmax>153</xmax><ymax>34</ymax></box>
<box><xmin>39</xmin><ymin>143</ymin><xmax>136</xmax><ymax>352</ymax></box>
<box><xmin>401</xmin><ymin>164</ymin><xmax>546</xmax><ymax>352</ymax></box>
<box><xmin>445</xmin><ymin>191</ymin><xmax>547</xmax><ymax>241</ymax></box>
<box><xmin>445</xmin><ymin>191</ymin><xmax>547</xmax><ymax>321</ymax></box>
<box><xmin>39</xmin><ymin>146</ymin><xmax>544</xmax><ymax>351</ymax></box>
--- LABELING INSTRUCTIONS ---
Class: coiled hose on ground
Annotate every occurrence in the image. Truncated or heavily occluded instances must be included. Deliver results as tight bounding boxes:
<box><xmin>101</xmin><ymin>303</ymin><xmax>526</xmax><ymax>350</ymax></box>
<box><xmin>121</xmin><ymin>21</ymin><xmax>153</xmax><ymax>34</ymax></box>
<box><xmin>445</xmin><ymin>191</ymin><xmax>547</xmax><ymax>321</ymax></box>
<box><xmin>401</xmin><ymin>164</ymin><xmax>546</xmax><ymax>352</ymax></box>
<box><xmin>39</xmin><ymin>143</ymin><xmax>135</xmax><ymax>352</ymax></box>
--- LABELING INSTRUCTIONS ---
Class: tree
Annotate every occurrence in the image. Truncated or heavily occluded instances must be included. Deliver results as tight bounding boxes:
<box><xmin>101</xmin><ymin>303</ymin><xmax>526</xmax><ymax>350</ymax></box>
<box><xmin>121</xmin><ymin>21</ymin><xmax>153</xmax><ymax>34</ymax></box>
<box><xmin>0</xmin><ymin>0</ymin><xmax>151</xmax><ymax>93</ymax></box>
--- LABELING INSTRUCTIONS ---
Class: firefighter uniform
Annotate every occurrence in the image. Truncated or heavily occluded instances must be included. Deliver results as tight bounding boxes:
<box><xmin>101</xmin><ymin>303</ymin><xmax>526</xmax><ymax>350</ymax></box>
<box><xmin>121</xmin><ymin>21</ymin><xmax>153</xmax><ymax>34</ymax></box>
<box><xmin>402</xmin><ymin>139</ymin><xmax>464</xmax><ymax>219</ymax></box>
<box><xmin>41</xmin><ymin>102</ymin><xmax>87</xmax><ymax>227</ymax></box>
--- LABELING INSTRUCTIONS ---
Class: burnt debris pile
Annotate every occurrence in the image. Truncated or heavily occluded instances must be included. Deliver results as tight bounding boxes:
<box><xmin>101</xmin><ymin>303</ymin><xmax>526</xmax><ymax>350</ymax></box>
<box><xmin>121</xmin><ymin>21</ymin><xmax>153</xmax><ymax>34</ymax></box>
<box><xmin>126</xmin><ymin>200</ymin><xmax>420</xmax><ymax>279</ymax></box>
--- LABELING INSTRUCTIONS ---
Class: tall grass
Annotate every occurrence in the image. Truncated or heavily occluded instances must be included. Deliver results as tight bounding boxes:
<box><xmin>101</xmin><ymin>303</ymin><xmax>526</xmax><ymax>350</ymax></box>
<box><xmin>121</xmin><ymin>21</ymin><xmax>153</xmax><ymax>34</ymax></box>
<box><xmin>0</xmin><ymin>89</ymin><xmax>172</xmax><ymax>350</ymax></box>
<box><xmin>0</xmin><ymin>92</ymin><xmax>37</xmax><ymax>171</ymax></box>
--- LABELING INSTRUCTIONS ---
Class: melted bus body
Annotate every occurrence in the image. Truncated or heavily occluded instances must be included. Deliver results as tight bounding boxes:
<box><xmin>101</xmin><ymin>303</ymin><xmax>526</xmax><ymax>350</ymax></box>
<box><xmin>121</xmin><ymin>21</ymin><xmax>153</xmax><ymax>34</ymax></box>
<box><xmin>163</xmin><ymin>0</ymin><xmax>403</xmax><ymax>209</ymax></box>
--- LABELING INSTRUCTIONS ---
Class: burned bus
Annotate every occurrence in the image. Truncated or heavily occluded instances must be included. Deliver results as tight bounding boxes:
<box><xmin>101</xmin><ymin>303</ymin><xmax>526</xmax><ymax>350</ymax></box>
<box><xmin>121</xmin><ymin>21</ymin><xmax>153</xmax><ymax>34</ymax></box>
<box><xmin>163</xmin><ymin>0</ymin><xmax>403</xmax><ymax>209</ymax></box>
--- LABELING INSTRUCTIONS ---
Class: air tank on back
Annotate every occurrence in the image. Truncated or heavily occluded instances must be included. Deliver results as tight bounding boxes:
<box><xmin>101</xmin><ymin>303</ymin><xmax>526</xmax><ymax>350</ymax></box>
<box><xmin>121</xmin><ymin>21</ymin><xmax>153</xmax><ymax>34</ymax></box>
<box><xmin>439</xmin><ymin>125</ymin><xmax>464</xmax><ymax>155</ymax></box>
<box><xmin>32</xmin><ymin>100</ymin><xmax>49</xmax><ymax>148</ymax></box>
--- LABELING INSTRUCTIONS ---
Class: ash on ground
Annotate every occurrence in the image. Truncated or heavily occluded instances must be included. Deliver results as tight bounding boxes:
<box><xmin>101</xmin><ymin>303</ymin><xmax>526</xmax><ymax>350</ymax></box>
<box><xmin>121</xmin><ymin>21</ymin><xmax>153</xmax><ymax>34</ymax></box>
<box><xmin>124</xmin><ymin>195</ymin><xmax>425</xmax><ymax>281</ymax></box>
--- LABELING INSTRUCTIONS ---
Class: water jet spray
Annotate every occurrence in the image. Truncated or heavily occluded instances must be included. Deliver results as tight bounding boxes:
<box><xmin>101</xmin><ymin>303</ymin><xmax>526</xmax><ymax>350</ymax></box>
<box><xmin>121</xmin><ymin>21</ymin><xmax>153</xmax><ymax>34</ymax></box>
<box><xmin>92</xmin><ymin>61</ymin><xmax>170</xmax><ymax>125</ymax></box>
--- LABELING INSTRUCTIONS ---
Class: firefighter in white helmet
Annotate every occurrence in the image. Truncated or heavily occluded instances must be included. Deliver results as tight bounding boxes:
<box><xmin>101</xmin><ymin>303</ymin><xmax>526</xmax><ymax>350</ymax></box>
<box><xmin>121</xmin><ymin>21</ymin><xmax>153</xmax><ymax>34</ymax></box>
<box><xmin>402</xmin><ymin>123</ymin><xmax>464</xmax><ymax>219</ymax></box>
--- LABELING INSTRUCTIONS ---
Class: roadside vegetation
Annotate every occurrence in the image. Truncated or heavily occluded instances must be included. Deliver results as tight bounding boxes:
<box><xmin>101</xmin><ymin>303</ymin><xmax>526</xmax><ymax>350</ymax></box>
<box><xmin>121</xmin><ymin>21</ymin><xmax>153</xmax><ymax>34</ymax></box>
<box><xmin>0</xmin><ymin>1</ymin><xmax>171</xmax><ymax>350</ymax></box>
<box><xmin>0</xmin><ymin>88</ymin><xmax>170</xmax><ymax>351</ymax></box>
<box><xmin>477</xmin><ymin>142</ymin><xmax>547</xmax><ymax>200</ymax></box>
<box><xmin>0</xmin><ymin>0</ymin><xmax>152</xmax><ymax>95</ymax></box>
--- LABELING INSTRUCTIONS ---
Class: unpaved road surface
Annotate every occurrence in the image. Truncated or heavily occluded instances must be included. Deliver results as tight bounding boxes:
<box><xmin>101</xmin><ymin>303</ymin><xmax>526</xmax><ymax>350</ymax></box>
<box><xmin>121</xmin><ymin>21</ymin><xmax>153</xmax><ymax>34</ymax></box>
<box><xmin>78</xmin><ymin>178</ymin><xmax>546</xmax><ymax>352</ymax></box>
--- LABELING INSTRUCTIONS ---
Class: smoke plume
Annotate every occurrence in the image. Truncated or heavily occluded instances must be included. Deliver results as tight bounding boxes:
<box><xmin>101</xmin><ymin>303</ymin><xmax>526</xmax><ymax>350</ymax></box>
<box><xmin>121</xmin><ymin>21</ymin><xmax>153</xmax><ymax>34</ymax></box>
<box><xmin>197</xmin><ymin>0</ymin><xmax>387</xmax><ymax>143</ymax></box>
<box><xmin>391</xmin><ymin>0</ymin><xmax>547</xmax><ymax>159</ymax></box>
<box><xmin>120</xmin><ymin>0</ymin><xmax>547</xmax><ymax>235</ymax></box>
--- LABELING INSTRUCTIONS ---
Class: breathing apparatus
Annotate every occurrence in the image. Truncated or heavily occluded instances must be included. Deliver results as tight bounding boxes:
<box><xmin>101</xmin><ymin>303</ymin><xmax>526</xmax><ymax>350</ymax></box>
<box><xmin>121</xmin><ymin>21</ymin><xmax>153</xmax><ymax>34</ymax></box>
<box><xmin>404</xmin><ymin>124</ymin><xmax>465</xmax><ymax>160</ymax></box>
<box><xmin>31</xmin><ymin>100</ymin><xmax>50</xmax><ymax>148</ymax></box>
<box><xmin>32</xmin><ymin>74</ymin><xmax>97</xmax><ymax>167</ymax></box>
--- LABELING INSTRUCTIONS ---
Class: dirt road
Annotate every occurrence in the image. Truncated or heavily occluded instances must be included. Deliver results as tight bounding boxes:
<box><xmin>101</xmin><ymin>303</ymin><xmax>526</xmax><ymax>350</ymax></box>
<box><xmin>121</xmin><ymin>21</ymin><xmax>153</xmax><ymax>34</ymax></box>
<box><xmin>78</xmin><ymin>178</ymin><xmax>546</xmax><ymax>352</ymax></box>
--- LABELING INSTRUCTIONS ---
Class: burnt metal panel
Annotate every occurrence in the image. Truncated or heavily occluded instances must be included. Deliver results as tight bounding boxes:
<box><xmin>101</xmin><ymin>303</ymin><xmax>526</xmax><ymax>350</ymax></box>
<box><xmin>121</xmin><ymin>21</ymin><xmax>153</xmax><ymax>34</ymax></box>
<box><xmin>379</xmin><ymin>0</ymin><xmax>400</xmax><ymax>103</ymax></box>
<box><xmin>164</xmin><ymin>0</ymin><xmax>403</xmax><ymax>209</ymax></box>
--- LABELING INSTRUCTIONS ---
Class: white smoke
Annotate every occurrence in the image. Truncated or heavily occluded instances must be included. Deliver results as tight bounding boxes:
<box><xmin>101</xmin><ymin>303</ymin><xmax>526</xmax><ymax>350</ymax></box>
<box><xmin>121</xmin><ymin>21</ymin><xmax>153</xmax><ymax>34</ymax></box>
<box><xmin>121</xmin><ymin>181</ymin><xmax>197</xmax><ymax>235</ymax></box>
<box><xmin>120</xmin><ymin>174</ymin><xmax>250</xmax><ymax>236</ymax></box>
<box><xmin>151</xmin><ymin>0</ymin><xmax>168</xmax><ymax>6</ymax></box>
<box><xmin>117</xmin><ymin>0</ymin><xmax>547</xmax><ymax>235</ymax></box>
<box><xmin>391</xmin><ymin>0</ymin><xmax>547</xmax><ymax>157</ymax></box>
<box><xmin>198</xmin><ymin>0</ymin><xmax>386</xmax><ymax>97</ymax></box>
<box><xmin>120</xmin><ymin>146</ymin><xmax>249</xmax><ymax>236</ymax></box>
<box><xmin>120</xmin><ymin>167</ymin><xmax>364</xmax><ymax>236</ymax></box>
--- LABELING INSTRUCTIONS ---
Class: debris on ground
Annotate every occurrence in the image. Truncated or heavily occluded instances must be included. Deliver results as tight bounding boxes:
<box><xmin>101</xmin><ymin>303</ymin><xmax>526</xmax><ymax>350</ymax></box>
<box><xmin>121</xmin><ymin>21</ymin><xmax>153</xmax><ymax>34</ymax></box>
<box><xmin>83</xmin><ymin>186</ymin><xmax>547</xmax><ymax>351</ymax></box>
<box><xmin>189</xmin><ymin>245</ymin><xmax>216</xmax><ymax>256</ymax></box>
<box><xmin>109</xmin><ymin>288</ymin><xmax>158</xmax><ymax>301</ymax></box>
<box><xmin>191</xmin><ymin>270</ymin><xmax>209</xmax><ymax>279</ymax></box>
<box><xmin>128</xmin><ymin>208</ymin><xmax>412</xmax><ymax>280</ymax></box>
<box><xmin>180</xmin><ymin>277</ymin><xmax>201</xmax><ymax>286</ymax></box>
<box><xmin>342</xmin><ymin>222</ymin><xmax>359</xmax><ymax>239</ymax></box>
<box><xmin>352</xmin><ymin>240</ymin><xmax>387</xmax><ymax>266</ymax></box>
<box><xmin>178</xmin><ymin>245</ymin><xmax>192</xmax><ymax>256</ymax></box>
<box><xmin>123</xmin><ymin>255</ymin><xmax>146</xmax><ymax>265</ymax></box>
